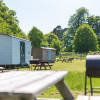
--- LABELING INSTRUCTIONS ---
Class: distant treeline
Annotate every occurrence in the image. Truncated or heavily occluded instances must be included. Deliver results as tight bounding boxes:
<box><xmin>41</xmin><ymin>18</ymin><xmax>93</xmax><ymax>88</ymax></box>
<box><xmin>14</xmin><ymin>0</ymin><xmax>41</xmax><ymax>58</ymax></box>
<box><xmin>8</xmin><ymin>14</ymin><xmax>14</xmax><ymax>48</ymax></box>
<box><xmin>1</xmin><ymin>0</ymin><xmax>100</xmax><ymax>54</ymax></box>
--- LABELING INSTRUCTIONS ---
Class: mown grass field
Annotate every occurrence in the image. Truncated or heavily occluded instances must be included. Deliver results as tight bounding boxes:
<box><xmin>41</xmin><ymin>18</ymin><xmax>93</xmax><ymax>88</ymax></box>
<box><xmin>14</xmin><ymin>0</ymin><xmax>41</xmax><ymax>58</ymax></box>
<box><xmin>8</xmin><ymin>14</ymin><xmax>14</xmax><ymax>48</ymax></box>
<box><xmin>34</xmin><ymin>59</ymin><xmax>100</xmax><ymax>99</ymax></box>
<box><xmin>3</xmin><ymin>59</ymin><xmax>100</xmax><ymax>99</ymax></box>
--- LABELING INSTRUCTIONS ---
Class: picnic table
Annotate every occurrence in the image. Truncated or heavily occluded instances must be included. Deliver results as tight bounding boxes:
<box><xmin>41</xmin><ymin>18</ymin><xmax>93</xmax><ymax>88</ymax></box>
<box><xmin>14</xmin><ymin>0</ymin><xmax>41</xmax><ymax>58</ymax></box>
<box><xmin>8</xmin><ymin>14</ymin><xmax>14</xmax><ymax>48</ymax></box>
<box><xmin>40</xmin><ymin>61</ymin><xmax>52</xmax><ymax>70</ymax></box>
<box><xmin>33</xmin><ymin>60</ymin><xmax>53</xmax><ymax>70</ymax></box>
<box><xmin>0</xmin><ymin>71</ymin><xmax>74</xmax><ymax>100</ymax></box>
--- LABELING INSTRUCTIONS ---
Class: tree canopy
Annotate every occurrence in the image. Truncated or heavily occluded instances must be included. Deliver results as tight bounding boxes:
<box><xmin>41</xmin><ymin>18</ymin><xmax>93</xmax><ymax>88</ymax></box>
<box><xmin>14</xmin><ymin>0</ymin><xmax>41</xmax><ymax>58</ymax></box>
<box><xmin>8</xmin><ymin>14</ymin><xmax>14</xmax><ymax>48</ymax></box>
<box><xmin>45</xmin><ymin>33</ymin><xmax>59</xmax><ymax>47</ymax></box>
<box><xmin>52</xmin><ymin>25</ymin><xmax>67</xmax><ymax>41</ymax></box>
<box><xmin>73</xmin><ymin>24</ymin><xmax>99</xmax><ymax>53</ymax></box>
<box><xmin>63</xmin><ymin>27</ymin><xmax>74</xmax><ymax>51</ymax></box>
<box><xmin>1</xmin><ymin>1</ymin><xmax>100</xmax><ymax>53</ymax></box>
<box><xmin>50</xmin><ymin>39</ymin><xmax>61</xmax><ymax>54</ymax></box>
<box><xmin>68</xmin><ymin>7</ymin><xmax>89</xmax><ymax>33</ymax></box>
<box><xmin>0</xmin><ymin>0</ymin><xmax>26</xmax><ymax>39</ymax></box>
<box><xmin>28</xmin><ymin>26</ymin><xmax>47</xmax><ymax>49</ymax></box>
<box><xmin>87</xmin><ymin>16</ymin><xmax>100</xmax><ymax>47</ymax></box>
<box><xmin>62</xmin><ymin>7</ymin><xmax>89</xmax><ymax>52</ymax></box>
<box><xmin>45</xmin><ymin>32</ymin><xmax>62</xmax><ymax>54</ymax></box>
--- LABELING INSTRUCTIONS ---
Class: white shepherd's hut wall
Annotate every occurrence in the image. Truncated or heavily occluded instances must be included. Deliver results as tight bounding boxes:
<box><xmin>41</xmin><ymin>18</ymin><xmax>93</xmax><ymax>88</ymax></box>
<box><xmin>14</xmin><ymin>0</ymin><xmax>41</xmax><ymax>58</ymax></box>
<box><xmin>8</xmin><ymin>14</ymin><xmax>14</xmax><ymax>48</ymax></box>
<box><xmin>12</xmin><ymin>37</ymin><xmax>20</xmax><ymax>64</ymax></box>
<box><xmin>12</xmin><ymin>38</ymin><xmax>31</xmax><ymax>65</ymax></box>
<box><xmin>25</xmin><ymin>41</ymin><xmax>31</xmax><ymax>64</ymax></box>
<box><xmin>0</xmin><ymin>33</ymin><xmax>31</xmax><ymax>65</ymax></box>
<box><xmin>0</xmin><ymin>35</ymin><xmax>12</xmax><ymax>65</ymax></box>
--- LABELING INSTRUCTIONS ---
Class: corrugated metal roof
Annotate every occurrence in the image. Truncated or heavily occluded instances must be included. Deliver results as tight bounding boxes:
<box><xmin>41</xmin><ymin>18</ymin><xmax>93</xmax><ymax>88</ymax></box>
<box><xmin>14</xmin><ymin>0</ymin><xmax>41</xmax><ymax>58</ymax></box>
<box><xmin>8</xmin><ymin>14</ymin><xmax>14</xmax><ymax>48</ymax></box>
<box><xmin>40</xmin><ymin>47</ymin><xmax>56</xmax><ymax>50</ymax></box>
<box><xmin>0</xmin><ymin>33</ymin><xmax>31</xmax><ymax>42</ymax></box>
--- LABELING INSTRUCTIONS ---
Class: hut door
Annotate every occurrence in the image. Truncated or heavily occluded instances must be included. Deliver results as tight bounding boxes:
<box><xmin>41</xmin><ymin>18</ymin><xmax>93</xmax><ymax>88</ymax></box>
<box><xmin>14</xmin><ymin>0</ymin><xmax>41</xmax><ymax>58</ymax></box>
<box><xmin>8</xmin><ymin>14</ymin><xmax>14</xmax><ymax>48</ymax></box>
<box><xmin>48</xmin><ymin>50</ymin><xmax>51</xmax><ymax>61</ymax></box>
<box><xmin>20</xmin><ymin>42</ymin><xmax>25</xmax><ymax>64</ymax></box>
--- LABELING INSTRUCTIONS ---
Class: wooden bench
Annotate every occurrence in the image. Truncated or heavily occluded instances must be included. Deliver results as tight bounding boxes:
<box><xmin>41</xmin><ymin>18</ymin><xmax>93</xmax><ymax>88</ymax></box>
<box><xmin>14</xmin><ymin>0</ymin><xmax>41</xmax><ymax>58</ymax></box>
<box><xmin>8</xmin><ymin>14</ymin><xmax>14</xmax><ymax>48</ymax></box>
<box><xmin>33</xmin><ymin>64</ymin><xmax>40</xmax><ymax>70</ymax></box>
<box><xmin>0</xmin><ymin>71</ymin><xmax>74</xmax><ymax>100</ymax></box>
<box><xmin>77</xmin><ymin>96</ymin><xmax>100</xmax><ymax>100</ymax></box>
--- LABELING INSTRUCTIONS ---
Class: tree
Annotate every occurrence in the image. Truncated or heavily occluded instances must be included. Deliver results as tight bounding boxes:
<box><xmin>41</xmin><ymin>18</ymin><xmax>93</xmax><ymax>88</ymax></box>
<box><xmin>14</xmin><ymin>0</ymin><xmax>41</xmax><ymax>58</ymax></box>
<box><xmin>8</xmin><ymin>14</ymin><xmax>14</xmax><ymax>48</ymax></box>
<box><xmin>50</xmin><ymin>39</ymin><xmax>61</xmax><ymax>54</ymax></box>
<box><xmin>0</xmin><ymin>0</ymin><xmax>26</xmax><ymax>39</ymax></box>
<box><xmin>73</xmin><ymin>24</ymin><xmax>99</xmax><ymax>53</ymax></box>
<box><xmin>87</xmin><ymin>16</ymin><xmax>100</xmax><ymax>47</ymax></box>
<box><xmin>68</xmin><ymin>7</ymin><xmax>89</xmax><ymax>33</ymax></box>
<box><xmin>40</xmin><ymin>36</ymin><xmax>48</xmax><ymax>47</ymax></box>
<box><xmin>45</xmin><ymin>33</ymin><xmax>59</xmax><ymax>47</ymax></box>
<box><xmin>52</xmin><ymin>25</ymin><xmax>67</xmax><ymax>41</ymax></box>
<box><xmin>45</xmin><ymin>32</ymin><xmax>62</xmax><ymax>54</ymax></box>
<box><xmin>63</xmin><ymin>7</ymin><xmax>89</xmax><ymax>51</ymax></box>
<box><xmin>63</xmin><ymin>27</ymin><xmax>74</xmax><ymax>51</ymax></box>
<box><xmin>88</xmin><ymin>16</ymin><xmax>100</xmax><ymax>36</ymax></box>
<box><xmin>0</xmin><ymin>18</ymin><xmax>13</xmax><ymax>35</ymax></box>
<box><xmin>28</xmin><ymin>26</ymin><xmax>47</xmax><ymax>49</ymax></box>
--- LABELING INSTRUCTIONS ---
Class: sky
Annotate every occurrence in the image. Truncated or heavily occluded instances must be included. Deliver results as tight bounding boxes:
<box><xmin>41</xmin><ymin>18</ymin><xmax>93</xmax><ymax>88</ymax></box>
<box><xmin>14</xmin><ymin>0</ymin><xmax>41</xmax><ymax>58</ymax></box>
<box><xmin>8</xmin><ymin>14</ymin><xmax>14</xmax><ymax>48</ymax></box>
<box><xmin>3</xmin><ymin>0</ymin><xmax>100</xmax><ymax>34</ymax></box>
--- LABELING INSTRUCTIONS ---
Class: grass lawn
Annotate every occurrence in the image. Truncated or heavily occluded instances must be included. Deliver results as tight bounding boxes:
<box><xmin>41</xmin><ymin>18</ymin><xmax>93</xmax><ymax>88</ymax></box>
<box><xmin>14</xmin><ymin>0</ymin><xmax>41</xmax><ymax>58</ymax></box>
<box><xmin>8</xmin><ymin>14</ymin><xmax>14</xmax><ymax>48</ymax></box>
<box><xmin>35</xmin><ymin>59</ymin><xmax>100</xmax><ymax>99</ymax></box>
<box><xmin>3</xmin><ymin>59</ymin><xmax>100</xmax><ymax>99</ymax></box>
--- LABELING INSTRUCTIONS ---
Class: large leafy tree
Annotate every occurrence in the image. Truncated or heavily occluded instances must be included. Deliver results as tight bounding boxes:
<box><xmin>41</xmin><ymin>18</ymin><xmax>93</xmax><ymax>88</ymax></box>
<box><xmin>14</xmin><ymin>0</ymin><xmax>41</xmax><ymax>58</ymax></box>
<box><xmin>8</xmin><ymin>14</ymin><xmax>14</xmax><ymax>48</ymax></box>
<box><xmin>63</xmin><ymin>7</ymin><xmax>89</xmax><ymax>51</ymax></box>
<box><xmin>28</xmin><ymin>26</ymin><xmax>47</xmax><ymax>49</ymax></box>
<box><xmin>88</xmin><ymin>16</ymin><xmax>100</xmax><ymax>36</ymax></box>
<box><xmin>63</xmin><ymin>27</ymin><xmax>74</xmax><ymax>51</ymax></box>
<box><xmin>45</xmin><ymin>33</ymin><xmax>59</xmax><ymax>47</ymax></box>
<box><xmin>73</xmin><ymin>24</ymin><xmax>99</xmax><ymax>53</ymax></box>
<box><xmin>45</xmin><ymin>32</ymin><xmax>61</xmax><ymax>53</ymax></box>
<box><xmin>87</xmin><ymin>16</ymin><xmax>100</xmax><ymax>46</ymax></box>
<box><xmin>0</xmin><ymin>0</ymin><xmax>26</xmax><ymax>38</ymax></box>
<box><xmin>52</xmin><ymin>25</ymin><xmax>67</xmax><ymax>41</ymax></box>
<box><xmin>68</xmin><ymin>7</ymin><xmax>89</xmax><ymax>33</ymax></box>
<box><xmin>0</xmin><ymin>18</ymin><xmax>13</xmax><ymax>35</ymax></box>
<box><xmin>50</xmin><ymin>39</ymin><xmax>61</xmax><ymax>54</ymax></box>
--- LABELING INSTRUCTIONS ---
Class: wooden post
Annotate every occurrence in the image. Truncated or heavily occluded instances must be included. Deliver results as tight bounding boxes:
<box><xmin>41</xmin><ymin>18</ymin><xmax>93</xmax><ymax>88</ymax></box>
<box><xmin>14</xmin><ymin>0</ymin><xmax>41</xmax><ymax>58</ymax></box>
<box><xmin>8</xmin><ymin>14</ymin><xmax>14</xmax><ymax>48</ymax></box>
<box><xmin>55</xmin><ymin>79</ymin><xmax>74</xmax><ymax>100</ymax></box>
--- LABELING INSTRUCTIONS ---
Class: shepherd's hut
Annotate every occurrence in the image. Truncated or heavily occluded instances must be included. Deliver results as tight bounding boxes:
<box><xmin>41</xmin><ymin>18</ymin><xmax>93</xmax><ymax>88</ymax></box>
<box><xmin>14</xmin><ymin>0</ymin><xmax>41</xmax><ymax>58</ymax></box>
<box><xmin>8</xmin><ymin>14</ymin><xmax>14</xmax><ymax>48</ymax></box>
<box><xmin>0</xmin><ymin>33</ymin><xmax>31</xmax><ymax>67</ymax></box>
<box><xmin>33</xmin><ymin>47</ymin><xmax>56</xmax><ymax>62</ymax></box>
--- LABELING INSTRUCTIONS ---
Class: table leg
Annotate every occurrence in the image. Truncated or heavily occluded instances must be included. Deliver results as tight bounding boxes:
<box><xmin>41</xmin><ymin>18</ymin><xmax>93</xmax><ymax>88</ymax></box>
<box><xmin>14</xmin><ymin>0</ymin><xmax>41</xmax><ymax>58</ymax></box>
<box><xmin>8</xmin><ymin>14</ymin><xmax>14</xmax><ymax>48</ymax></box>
<box><xmin>34</xmin><ymin>64</ymin><xmax>38</xmax><ymax>70</ymax></box>
<box><xmin>30</xmin><ymin>64</ymin><xmax>32</xmax><ymax>71</ymax></box>
<box><xmin>33</xmin><ymin>64</ymin><xmax>40</xmax><ymax>70</ymax></box>
<box><xmin>48</xmin><ymin>65</ymin><xmax>52</xmax><ymax>69</ymax></box>
<box><xmin>55</xmin><ymin>79</ymin><xmax>74</xmax><ymax>100</ymax></box>
<box><xmin>40</xmin><ymin>65</ymin><xmax>42</xmax><ymax>70</ymax></box>
<box><xmin>38</xmin><ymin>64</ymin><xmax>40</xmax><ymax>70</ymax></box>
<box><xmin>40</xmin><ymin>64</ymin><xmax>47</xmax><ymax>70</ymax></box>
<box><xmin>44</xmin><ymin>65</ymin><xmax>47</xmax><ymax>70</ymax></box>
